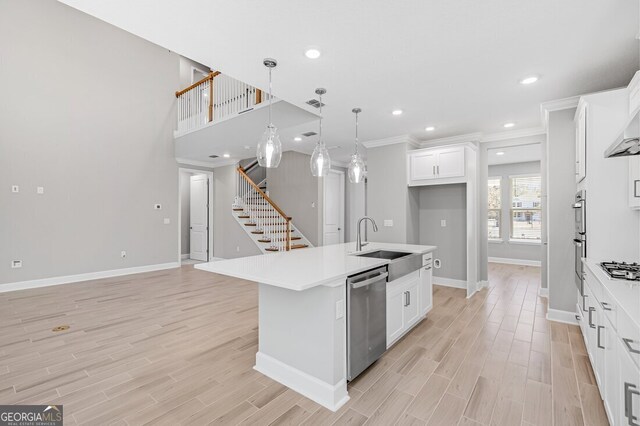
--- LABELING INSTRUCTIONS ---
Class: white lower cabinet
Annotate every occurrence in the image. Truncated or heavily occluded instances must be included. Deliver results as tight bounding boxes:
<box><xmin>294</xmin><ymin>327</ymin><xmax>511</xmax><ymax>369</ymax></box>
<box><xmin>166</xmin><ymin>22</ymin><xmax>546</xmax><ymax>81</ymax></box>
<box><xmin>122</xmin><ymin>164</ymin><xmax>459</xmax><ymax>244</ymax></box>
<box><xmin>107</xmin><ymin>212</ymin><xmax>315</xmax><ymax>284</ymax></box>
<box><xmin>619</xmin><ymin>339</ymin><xmax>640</xmax><ymax>426</ymax></box>
<box><xmin>386</xmin><ymin>254</ymin><xmax>433</xmax><ymax>348</ymax></box>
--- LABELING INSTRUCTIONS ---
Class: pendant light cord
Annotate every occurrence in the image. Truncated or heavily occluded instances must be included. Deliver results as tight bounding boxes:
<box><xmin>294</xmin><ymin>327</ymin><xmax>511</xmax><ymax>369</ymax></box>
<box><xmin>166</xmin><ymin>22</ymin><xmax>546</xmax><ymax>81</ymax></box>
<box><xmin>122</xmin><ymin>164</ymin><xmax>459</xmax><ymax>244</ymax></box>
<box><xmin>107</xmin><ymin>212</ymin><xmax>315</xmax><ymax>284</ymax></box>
<box><xmin>318</xmin><ymin>93</ymin><xmax>323</xmax><ymax>145</ymax></box>
<box><xmin>268</xmin><ymin>67</ymin><xmax>273</xmax><ymax>127</ymax></box>
<box><xmin>355</xmin><ymin>111</ymin><xmax>359</xmax><ymax>154</ymax></box>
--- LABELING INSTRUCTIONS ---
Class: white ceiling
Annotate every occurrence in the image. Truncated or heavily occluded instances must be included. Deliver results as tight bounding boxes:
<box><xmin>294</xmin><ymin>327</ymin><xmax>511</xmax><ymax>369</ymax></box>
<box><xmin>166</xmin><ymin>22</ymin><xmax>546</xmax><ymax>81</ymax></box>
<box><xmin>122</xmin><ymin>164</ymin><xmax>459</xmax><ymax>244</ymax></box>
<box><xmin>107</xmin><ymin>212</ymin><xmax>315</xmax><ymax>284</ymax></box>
<box><xmin>58</xmin><ymin>0</ymin><xmax>639</xmax><ymax>163</ymax></box>
<box><xmin>488</xmin><ymin>144</ymin><xmax>541</xmax><ymax>166</ymax></box>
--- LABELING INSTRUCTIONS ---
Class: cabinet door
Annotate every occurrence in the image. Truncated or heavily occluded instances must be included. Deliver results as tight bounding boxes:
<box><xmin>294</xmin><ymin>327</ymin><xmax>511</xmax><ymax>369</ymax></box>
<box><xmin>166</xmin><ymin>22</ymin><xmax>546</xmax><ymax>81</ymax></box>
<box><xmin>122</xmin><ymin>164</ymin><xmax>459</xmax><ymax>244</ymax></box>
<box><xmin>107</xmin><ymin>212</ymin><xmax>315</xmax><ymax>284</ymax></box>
<box><xmin>436</xmin><ymin>147</ymin><xmax>465</xmax><ymax>179</ymax></box>
<box><xmin>409</xmin><ymin>151</ymin><xmax>437</xmax><ymax>181</ymax></box>
<box><xmin>594</xmin><ymin>303</ymin><xmax>605</xmax><ymax>394</ymax></box>
<box><xmin>419</xmin><ymin>265</ymin><xmax>433</xmax><ymax>316</ymax></box>
<box><xmin>603</xmin><ymin>315</ymin><xmax>619</xmax><ymax>425</ymax></box>
<box><xmin>619</xmin><ymin>338</ymin><xmax>640</xmax><ymax>426</ymax></box>
<box><xmin>387</xmin><ymin>288</ymin><xmax>405</xmax><ymax>347</ymax></box>
<box><xmin>576</xmin><ymin>106</ymin><xmax>587</xmax><ymax>183</ymax></box>
<box><xmin>630</xmin><ymin>157</ymin><xmax>640</xmax><ymax>210</ymax></box>
<box><xmin>404</xmin><ymin>280</ymin><xmax>420</xmax><ymax>328</ymax></box>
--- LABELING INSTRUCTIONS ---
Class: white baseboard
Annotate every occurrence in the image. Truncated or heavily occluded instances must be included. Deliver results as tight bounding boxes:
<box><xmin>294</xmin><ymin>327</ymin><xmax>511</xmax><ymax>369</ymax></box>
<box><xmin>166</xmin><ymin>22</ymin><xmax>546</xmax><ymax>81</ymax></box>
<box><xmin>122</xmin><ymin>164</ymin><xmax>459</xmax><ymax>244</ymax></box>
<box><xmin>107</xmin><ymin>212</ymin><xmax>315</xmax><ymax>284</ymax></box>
<box><xmin>0</xmin><ymin>262</ymin><xmax>180</xmax><ymax>293</ymax></box>
<box><xmin>181</xmin><ymin>253</ymin><xmax>190</xmax><ymax>260</ymax></box>
<box><xmin>546</xmin><ymin>308</ymin><xmax>578</xmax><ymax>325</ymax></box>
<box><xmin>254</xmin><ymin>351</ymin><xmax>349</xmax><ymax>412</ymax></box>
<box><xmin>489</xmin><ymin>257</ymin><xmax>541</xmax><ymax>267</ymax></box>
<box><xmin>478</xmin><ymin>280</ymin><xmax>489</xmax><ymax>289</ymax></box>
<box><xmin>433</xmin><ymin>276</ymin><xmax>467</xmax><ymax>289</ymax></box>
<box><xmin>538</xmin><ymin>287</ymin><xmax>549</xmax><ymax>298</ymax></box>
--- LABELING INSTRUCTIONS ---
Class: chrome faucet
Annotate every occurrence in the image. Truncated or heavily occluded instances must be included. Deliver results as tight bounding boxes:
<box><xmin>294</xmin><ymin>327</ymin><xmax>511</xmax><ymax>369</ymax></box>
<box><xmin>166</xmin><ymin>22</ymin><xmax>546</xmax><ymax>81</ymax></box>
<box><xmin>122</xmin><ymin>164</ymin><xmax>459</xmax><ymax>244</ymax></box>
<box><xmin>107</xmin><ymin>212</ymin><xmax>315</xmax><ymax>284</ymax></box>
<box><xmin>356</xmin><ymin>217</ymin><xmax>378</xmax><ymax>251</ymax></box>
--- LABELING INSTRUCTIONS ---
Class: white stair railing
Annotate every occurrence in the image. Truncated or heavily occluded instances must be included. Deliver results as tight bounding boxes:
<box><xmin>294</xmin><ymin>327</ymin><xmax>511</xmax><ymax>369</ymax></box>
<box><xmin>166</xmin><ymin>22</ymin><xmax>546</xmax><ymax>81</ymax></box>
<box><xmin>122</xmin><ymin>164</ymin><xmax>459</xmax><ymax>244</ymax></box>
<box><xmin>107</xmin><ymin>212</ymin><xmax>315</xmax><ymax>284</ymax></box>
<box><xmin>235</xmin><ymin>166</ymin><xmax>291</xmax><ymax>252</ymax></box>
<box><xmin>175</xmin><ymin>71</ymin><xmax>271</xmax><ymax>135</ymax></box>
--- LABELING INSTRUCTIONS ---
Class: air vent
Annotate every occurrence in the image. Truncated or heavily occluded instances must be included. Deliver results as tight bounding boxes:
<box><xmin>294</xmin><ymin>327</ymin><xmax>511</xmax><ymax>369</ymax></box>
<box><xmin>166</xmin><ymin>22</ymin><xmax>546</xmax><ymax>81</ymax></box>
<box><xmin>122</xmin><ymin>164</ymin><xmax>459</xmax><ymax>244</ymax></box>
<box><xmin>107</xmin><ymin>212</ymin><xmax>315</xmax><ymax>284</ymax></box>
<box><xmin>209</xmin><ymin>155</ymin><xmax>219</xmax><ymax>159</ymax></box>
<box><xmin>306</xmin><ymin>99</ymin><xmax>325</xmax><ymax>108</ymax></box>
<box><xmin>301</xmin><ymin>131</ymin><xmax>317</xmax><ymax>137</ymax></box>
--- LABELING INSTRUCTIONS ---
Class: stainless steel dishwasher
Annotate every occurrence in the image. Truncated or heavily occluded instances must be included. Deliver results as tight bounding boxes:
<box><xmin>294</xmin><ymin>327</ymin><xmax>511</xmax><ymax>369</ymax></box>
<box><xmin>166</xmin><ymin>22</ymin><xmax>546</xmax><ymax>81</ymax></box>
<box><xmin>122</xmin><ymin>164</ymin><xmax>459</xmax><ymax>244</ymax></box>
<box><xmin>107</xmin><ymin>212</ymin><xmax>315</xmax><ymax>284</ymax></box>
<box><xmin>347</xmin><ymin>265</ymin><xmax>388</xmax><ymax>381</ymax></box>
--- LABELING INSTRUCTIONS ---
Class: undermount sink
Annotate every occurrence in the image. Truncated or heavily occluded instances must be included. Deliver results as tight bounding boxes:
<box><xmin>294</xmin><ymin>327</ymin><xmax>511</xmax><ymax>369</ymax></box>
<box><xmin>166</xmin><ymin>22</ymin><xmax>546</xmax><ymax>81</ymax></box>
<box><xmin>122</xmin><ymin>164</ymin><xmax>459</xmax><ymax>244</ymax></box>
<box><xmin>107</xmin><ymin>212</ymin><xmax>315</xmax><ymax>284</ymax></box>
<box><xmin>355</xmin><ymin>250</ymin><xmax>422</xmax><ymax>281</ymax></box>
<box><xmin>355</xmin><ymin>250</ymin><xmax>413</xmax><ymax>261</ymax></box>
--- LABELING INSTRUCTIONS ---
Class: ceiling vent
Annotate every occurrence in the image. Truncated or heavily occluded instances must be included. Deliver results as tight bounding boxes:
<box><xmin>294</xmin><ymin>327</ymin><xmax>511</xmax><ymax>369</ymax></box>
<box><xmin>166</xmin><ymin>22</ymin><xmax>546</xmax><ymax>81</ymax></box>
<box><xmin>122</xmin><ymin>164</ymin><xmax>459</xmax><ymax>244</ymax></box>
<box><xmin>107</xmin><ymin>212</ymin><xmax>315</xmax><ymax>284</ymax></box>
<box><xmin>301</xmin><ymin>131</ymin><xmax>317</xmax><ymax>137</ymax></box>
<box><xmin>306</xmin><ymin>99</ymin><xmax>325</xmax><ymax>109</ymax></box>
<box><xmin>209</xmin><ymin>155</ymin><xmax>219</xmax><ymax>158</ymax></box>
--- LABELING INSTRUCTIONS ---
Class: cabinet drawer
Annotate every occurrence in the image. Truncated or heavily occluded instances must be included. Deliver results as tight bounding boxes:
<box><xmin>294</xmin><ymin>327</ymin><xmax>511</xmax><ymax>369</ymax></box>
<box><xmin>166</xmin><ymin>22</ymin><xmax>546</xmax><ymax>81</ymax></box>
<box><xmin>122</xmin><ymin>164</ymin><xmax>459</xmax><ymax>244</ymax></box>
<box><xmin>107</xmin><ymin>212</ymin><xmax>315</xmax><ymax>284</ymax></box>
<box><xmin>618</xmin><ymin>306</ymin><xmax>640</xmax><ymax>370</ymax></box>
<box><xmin>422</xmin><ymin>253</ymin><xmax>432</xmax><ymax>266</ymax></box>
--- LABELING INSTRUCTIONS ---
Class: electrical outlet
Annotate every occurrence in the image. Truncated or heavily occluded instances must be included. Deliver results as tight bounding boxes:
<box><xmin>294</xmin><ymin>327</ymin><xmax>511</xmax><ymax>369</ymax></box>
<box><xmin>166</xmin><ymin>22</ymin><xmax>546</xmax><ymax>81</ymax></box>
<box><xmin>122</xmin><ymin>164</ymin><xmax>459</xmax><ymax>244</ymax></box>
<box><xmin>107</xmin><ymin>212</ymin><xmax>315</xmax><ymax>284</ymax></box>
<box><xmin>163</xmin><ymin>218</ymin><xmax>170</xmax><ymax>224</ymax></box>
<box><xmin>37</xmin><ymin>187</ymin><xmax>44</xmax><ymax>194</ymax></box>
<box><xmin>434</xmin><ymin>259</ymin><xmax>442</xmax><ymax>269</ymax></box>
<box><xmin>121</xmin><ymin>251</ymin><xmax>126</xmax><ymax>258</ymax></box>
<box><xmin>384</xmin><ymin>219</ymin><xmax>393</xmax><ymax>227</ymax></box>
<box><xmin>11</xmin><ymin>260</ymin><xmax>22</xmax><ymax>269</ymax></box>
<box><xmin>154</xmin><ymin>204</ymin><xmax>162</xmax><ymax>210</ymax></box>
<box><xmin>11</xmin><ymin>185</ymin><xmax>19</xmax><ymax>193</ymax></box>
<box><xmin>441</xmin><ymin>219</ymin><xmax>447</xmax><ymax>227</ymax></box>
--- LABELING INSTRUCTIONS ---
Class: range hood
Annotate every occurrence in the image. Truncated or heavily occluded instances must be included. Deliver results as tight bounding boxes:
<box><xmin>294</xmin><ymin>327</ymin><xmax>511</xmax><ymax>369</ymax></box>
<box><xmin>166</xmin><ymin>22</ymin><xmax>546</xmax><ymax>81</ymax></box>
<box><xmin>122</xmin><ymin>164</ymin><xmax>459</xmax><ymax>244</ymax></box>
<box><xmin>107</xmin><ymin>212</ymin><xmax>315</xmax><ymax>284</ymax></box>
<box><xmin>605</xmin><ymin>110</ymin><xmax>640</xmax><ymax>157</ymax></box>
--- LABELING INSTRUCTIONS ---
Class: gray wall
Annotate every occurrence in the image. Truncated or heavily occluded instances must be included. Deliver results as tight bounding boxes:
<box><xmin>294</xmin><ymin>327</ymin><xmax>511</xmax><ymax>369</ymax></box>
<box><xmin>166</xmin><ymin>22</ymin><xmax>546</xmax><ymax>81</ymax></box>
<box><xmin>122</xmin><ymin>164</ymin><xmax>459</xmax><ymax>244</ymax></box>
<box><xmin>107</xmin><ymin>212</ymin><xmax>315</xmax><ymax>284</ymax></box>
<box><xmin>213</xmin><ymin>165</ymin><xmax>261</xmax><ymax>259</ymax></box>
<box><xmin>418</xmin><ymin>184</ymin><xmax>467</xmax><ymax>281</ymax></box>
<box><xmin>179</xmin><ymin>172</ymin><xmax>191</xmax><ymax>255</ymax></box>
<box><xmin>267</xmin><ymin>151</ymin><xmax>322</xmax><ymax>246</ymax></box>
<box><xmin>547</xmin><ymin>108</ymin><xmax>578</xmax><ymax>312</ymax></box>
<box><xmin>0</xmin><ymin>0</ymin><xmax>181</xmax><ymax>286</ymax></box>
<box><xmin>488</xmin><ymin>161</ymin><xmax>541</xmax><ymax>262</ymax></box>
<box><xmin>346</xmin><ymin>171</ymin><xmax>366</xmax><ymax>242</ymax></box>
<box><xmin>367</xmin><ymin>143</ymin><xmax>411</xmax><ymax>243</ymax></box>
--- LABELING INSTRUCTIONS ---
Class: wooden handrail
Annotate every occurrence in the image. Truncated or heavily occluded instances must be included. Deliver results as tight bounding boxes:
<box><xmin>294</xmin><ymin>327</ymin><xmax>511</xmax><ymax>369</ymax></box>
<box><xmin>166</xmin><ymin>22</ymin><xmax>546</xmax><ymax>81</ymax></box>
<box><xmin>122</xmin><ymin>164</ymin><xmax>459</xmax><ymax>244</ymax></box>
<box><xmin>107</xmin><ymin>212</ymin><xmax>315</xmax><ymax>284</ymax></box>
<box><xmin>237</xmin><ymin>167</ymin><xmax>291</xmax><ymax>221</ymax></box>
<box><xmin>175</xmin><ymin>71</ymin><xmax>221</xmax><ymax>98</ymax></box>
<box><xmin>240</xmin><ymin>159</ymin><xmax>260</xmax><ymax>174</ymax></box>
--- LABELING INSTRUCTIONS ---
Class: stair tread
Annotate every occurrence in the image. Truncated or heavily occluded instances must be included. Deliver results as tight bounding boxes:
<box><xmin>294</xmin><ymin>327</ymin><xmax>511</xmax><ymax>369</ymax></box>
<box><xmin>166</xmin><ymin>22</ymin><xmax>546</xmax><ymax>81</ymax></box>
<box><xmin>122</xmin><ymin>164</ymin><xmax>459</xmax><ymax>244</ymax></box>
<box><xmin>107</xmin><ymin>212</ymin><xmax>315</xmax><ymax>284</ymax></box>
<box><xmin>233</xmin><ymin>208</ymin><xmax>244</xmax><ymax>211</ymax></box>
<box><xmin>291</xmin><ymin>244</ymin><xmax>309</xmax><ymax>249</ymax></box>
<box><xmin>244</xmin><ymin>223</ymin><xmax>257</xmax><ymax>227</ymax></box>
<box><xmin>251</xmin><ymin>231</ymin><xmax>264</xmax><ymax>234</ymax></box>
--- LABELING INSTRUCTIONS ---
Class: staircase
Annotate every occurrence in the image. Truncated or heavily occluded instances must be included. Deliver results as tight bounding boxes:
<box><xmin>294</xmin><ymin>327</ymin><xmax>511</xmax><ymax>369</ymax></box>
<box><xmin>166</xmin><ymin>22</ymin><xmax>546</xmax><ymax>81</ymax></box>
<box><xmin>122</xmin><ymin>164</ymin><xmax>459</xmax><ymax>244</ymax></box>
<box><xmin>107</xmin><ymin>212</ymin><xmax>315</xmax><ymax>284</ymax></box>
<box><xmin>233</xmin><ymin>162</ymin><xmax>312</xmax><ymax>253</ymax></box>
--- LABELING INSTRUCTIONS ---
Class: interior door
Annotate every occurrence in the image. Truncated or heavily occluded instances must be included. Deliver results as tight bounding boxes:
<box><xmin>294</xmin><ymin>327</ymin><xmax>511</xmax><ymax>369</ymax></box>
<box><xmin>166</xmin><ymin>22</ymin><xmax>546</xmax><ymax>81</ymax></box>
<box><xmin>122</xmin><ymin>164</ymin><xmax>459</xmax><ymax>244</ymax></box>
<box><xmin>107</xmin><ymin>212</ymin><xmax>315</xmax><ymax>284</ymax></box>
<box><xmin>323</xmin><ymin>170</ymin><xmax>345</xmax><ymax>246</ymax></box>
<box><xmin>190</xmin><ymin>175</ymin><xmax>208</xmax><ymax>261</ymax></box>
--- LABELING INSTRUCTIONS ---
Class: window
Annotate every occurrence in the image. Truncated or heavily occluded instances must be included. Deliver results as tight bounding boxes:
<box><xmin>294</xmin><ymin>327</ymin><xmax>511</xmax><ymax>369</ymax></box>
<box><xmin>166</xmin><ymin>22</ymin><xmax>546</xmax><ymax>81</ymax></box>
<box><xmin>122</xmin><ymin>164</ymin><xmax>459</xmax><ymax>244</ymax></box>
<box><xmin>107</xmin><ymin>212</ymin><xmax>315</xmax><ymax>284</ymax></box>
<box><xmin>510</xmin><ymin>175</ymin><xmax>541</xmax><ymax>240</ymax></box>
<box><xmin>488</xmin><ymin>177</ymin><xmax>501</xmax><ymax>239</ymax></box>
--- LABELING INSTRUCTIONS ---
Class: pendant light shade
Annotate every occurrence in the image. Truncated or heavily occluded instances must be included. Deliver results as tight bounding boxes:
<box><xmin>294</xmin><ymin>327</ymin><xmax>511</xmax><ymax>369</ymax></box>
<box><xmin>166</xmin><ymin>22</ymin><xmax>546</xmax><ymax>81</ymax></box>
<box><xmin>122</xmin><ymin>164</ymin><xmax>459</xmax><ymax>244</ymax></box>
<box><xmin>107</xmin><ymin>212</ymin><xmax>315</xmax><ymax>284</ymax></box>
<box><xmin>310</xmin><ymin>88</ymin><xmax>331</xmax><ymax>177</ymax></box>
<box><xmin>348</xmin><ymin>108</ymin><xmax>366</xmax><ymax>183</ymax></box>
<box><xmin>256</xmin><ymin>58</ymin><xmax>282</xmax><ymax>168</ymax></box>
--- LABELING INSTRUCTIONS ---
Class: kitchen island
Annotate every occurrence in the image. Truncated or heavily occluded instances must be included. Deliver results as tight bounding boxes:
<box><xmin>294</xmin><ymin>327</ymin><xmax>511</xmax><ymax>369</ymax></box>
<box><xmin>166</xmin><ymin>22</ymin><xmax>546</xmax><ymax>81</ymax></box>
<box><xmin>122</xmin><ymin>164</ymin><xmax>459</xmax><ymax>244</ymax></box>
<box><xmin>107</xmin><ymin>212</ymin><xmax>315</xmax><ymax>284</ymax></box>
<box><xmin>195</xmin><ymin>242</ymin><xmax>436</xmax><ymax>411</ymax></box>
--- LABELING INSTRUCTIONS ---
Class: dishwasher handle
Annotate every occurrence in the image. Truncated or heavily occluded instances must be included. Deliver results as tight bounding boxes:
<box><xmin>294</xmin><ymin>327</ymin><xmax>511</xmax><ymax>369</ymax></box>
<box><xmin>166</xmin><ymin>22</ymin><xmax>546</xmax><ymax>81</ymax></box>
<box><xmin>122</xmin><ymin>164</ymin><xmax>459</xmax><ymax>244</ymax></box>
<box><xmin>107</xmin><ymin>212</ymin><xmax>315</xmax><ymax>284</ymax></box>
<box><xmin>350</xmin><ymin>272</ymin><xmax>388</xmax><ymax>289</ymax></box>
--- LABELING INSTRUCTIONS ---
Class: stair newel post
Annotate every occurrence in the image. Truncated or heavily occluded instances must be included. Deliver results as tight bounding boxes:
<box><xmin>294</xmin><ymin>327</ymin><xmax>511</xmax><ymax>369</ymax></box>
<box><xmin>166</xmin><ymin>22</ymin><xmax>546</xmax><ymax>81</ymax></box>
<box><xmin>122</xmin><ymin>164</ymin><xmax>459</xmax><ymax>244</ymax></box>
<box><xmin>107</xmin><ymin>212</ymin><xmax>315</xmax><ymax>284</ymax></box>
<box><xmin>208</xmin><ymin>73</ymin><xmax>214</xmax><ymax>122</ymax></box>
<box><xmin>286</xmin><ymin>219</ymin><xmax>291</xmax><ymax>251</ymax></box>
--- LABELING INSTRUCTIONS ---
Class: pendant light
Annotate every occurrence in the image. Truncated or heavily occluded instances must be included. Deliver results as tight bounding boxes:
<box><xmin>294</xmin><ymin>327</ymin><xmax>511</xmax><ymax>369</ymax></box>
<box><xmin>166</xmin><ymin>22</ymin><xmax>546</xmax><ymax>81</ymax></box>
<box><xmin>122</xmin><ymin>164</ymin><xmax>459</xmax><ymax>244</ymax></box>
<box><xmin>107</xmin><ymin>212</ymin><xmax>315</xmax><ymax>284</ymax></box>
<box><xmin>348</xmin><ymin>108</ymin><xmax>366</xmax><ymax>183</ymax></box>
<box><xmin>256</xmin><ymin>58</ymin><xmax>282</xmax><ymax>168</ymax></box>
<box><xmin>310</xmin><ymin>88</ymin><xmax>331</xmax><ymax>177</ymax></box>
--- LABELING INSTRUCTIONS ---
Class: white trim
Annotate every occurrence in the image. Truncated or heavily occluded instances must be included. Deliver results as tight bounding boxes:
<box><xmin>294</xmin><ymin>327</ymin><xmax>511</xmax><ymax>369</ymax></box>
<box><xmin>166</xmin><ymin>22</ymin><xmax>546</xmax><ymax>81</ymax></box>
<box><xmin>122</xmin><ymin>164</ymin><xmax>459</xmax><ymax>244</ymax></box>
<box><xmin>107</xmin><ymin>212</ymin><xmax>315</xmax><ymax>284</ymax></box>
<box><xmin>546</xmin><ymin>308</ymin><xmax>578</xmax><ymax>325</ymax></box>
<box><xmin>538</xmin><ymin>287</ymin><xmax>549</xmax><ymax>298</ymax></box>
<box><xmin>420</xmin><ymin>132</ymin><xmax>483</xmax><ymax>146</ymax></box>
<box><xmin>181</xmin><ymin>253</ymin><xmax>190</xmax><ymax>260</ymax></box>
<box><xmin>175</xmin><ymin>158</ymin><xmax>218</xmax><ymax>168</ymax></box>
<box><xmin>489</xmin><ymin>257</ymin><xmax>541</xmax><ymax>267</ymax></box>
<box><xmin>361</xmin><ymin>134</ymin><xmax>420</xmax><ymax>149</ymax></box>
<box><xmin>540</xmin><ymin>96</ymin><xmax>580</xmax><ymax>129</ymax></box>
<box><xmin>507</xmin><ymin>239</ymin><xmax>542</xmax><ymax>246</ymax></box>
<box><xmin>0</xmin><ymin>262</ymin><xmax>180</xmax><ymax>293</ymax></box>
<box><xmin>254</xmin><ymin>351</ymin><xmax>349</xmax><ymax>412</ymax></box>
<box><xmin>478</xmin><ymin>280</ymin><xmax>489</xmax><ymax>289</ymax></box>
<box><xmin>433</xmin><ymin>276</ymin><xmax>467</xmax><ymax>289</ymax></box>
<box><xmin>481</xmin><ymin>127</ymin><xmax>546</xmax><ymax>143</ymax></box>
<box><xmin>178</xmin><ymin>168</ymin><xmax>214</xmax><ymax>263</ymax></box>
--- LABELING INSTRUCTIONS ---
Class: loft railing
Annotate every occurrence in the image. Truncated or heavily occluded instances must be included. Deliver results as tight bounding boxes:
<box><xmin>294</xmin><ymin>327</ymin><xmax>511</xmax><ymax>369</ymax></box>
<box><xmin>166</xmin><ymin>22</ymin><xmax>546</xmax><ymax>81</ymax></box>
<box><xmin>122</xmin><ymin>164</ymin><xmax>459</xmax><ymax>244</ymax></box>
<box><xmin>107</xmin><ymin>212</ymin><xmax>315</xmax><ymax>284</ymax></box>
<box><xmin>175</xmin><ymin>71</ymin><xmax>270</xmax><ymax>135</ymax></box>
<box><xmin>235</xmin><ymin>166</ymin><xmax>291</xmax><ymax>252</ymax></box>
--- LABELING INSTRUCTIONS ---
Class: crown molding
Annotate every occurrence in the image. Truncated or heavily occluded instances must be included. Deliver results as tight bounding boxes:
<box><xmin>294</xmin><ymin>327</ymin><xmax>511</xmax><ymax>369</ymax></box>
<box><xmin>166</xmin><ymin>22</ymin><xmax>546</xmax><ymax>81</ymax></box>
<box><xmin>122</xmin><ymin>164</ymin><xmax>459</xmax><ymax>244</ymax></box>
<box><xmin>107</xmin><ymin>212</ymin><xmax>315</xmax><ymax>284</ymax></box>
<box><xmin>540</xmin><ymin>96</ymin><xmax>580</xmax><ymax>129</ymax></box>
<box><xmin>419</xmin><ymin>132</ymin><xmax>483</xmax><ymax>147</ymax></box>
<box><xmin>175</xmin><ymin>157</ymin><xmax>237</xmax><ymax>169</ymax></box>
<box><xmin>361</xmin><ymin>134</ymin><xmax>420</xmax><ymax>149</ymax></box>
<box><xmin>481</xmin><ymin>126</ymin><xmax>546</xmax><ymax>143</ymax></box>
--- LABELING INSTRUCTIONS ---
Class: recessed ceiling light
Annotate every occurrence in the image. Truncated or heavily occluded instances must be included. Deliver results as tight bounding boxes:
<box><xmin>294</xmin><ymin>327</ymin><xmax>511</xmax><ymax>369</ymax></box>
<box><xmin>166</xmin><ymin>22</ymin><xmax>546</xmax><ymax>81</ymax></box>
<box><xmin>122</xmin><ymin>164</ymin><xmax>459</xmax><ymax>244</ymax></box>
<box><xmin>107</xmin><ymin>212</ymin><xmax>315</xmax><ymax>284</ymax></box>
<box><xmin>503</xmin><ymin>122</ymin><xmax>515</xmax><ymax>128</ymax></box>
<box><xmin>304</xmin><ymin>48</ymin><xmax>321</xmax><ymax>59</ymax></box>
<box><xmin>520</xmin><ymin>76</ymin><xmax>539</xmax><ymax>85</ymax></box>
<box><xmin>425</xmin><ymin>126</ymin><xmax>435</xmax><ymax>132</ymax></box>
<box><xmin>496</xmin><ymin>151</ymin><xmax>505</xmax><ymax>156</ymax></box>
<box><xmin>223</xmin><ymin>154</ymin><xmax>230</xmax><ymax>158</ymax></box>
<box><xmin>294</xmin><ymin>136</ymin><xmax>302</xmax><ymax>142</ymax></box>
<box><xmin>392</xmin><ymin>110</ymin><xmax>403</xmax><ymax>116</ymax></box>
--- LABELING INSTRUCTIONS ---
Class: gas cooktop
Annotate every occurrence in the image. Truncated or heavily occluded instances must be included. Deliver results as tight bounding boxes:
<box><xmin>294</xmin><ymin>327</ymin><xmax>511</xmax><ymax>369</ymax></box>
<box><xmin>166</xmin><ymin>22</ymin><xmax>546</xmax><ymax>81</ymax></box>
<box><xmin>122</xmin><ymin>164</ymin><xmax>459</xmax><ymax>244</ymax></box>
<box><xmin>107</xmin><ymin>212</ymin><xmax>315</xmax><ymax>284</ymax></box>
<box><xmin>600</xmin><ymin>261</ymin><xmax>640</xmax><ymax>282</ymax></box>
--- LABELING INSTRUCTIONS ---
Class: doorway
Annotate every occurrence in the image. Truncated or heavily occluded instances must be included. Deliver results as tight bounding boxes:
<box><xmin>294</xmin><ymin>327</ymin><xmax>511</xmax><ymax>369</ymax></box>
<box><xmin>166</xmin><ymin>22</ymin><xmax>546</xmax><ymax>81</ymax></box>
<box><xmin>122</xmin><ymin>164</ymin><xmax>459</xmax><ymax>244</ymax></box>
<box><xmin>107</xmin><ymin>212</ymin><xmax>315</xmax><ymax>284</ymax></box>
<box><xmin>178</xmin><ymin>168</ymin><xmax>214</xmax><ymax>264</ymax></box>
<box><xmin>323</xmin><ymin>169</ymin><xmax>345</xmax><ymax>245</ymax></box>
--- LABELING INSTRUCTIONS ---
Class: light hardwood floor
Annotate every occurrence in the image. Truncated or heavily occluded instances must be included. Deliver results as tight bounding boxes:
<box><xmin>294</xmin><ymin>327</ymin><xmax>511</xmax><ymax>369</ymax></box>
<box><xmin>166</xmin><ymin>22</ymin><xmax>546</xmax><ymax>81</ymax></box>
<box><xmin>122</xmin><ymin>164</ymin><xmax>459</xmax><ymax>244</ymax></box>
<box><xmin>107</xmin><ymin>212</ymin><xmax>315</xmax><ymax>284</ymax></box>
<box><xmin>0</xmin><ymin>263</ymin><xmax>608</xmax><ymax>425</ymax></box>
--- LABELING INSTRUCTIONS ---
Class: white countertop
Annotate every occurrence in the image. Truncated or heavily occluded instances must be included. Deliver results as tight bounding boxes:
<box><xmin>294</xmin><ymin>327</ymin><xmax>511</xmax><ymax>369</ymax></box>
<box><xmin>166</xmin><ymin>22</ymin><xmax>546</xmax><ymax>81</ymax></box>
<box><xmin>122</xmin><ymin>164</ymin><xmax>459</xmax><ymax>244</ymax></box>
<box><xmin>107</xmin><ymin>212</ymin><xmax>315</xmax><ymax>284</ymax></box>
<box><xmin>195</xmin><ymin>242</ymin><xmax>437</xmax><ymax>291</ymax></box>
<box><xmin>583</xmin><ymin>259</ymin><xmax>640</xmax><ymax>329</ymax></box>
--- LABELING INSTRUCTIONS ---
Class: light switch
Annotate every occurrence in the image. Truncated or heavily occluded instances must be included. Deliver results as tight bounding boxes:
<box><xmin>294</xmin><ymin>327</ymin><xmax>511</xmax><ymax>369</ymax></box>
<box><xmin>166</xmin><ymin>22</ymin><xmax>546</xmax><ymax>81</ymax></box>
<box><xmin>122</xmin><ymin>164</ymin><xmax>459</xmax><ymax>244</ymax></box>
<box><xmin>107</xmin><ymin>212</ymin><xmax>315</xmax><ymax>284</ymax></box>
<box><xmin>441</xmin><ymin>219</ymin><xmax>447</xmax><ymax>227</ymax></box>
<box><xmin>163</xmin><ymin>218</ymin><xmax>170</xmax><ymax>224</ymax></box>
<box><xmin>383</xmin><ymin>220</ymin><xmax>393</xmax><ymax>227</ymax></box>
<box><xmin>336</xmin><ymin>299</ymin><xmax>344</xmax><ymax>319</ymax></box>
<box><xmin>37</xmin><ymin>187</ymin><xmax>44</xmax><ymax>194</ymax></box>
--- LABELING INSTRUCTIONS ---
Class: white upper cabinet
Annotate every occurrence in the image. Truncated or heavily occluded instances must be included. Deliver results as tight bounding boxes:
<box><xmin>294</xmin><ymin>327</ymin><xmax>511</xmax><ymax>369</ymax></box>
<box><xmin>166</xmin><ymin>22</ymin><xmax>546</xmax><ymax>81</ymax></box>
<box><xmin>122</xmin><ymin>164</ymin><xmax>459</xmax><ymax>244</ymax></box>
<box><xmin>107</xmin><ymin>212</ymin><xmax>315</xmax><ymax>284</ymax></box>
<box><xmin>576</xmin><ymin>104</ymin><xmax>587</xmax><ymax>183</ymax></box>
<box><xmin>630</xmin><ymin>156</ymin><xmax>640</xmax><ymax>209</ymax></box>
<box><xmin>408</xmin><ymin>145</ymin><xmax>466</xmax><ymax>185</ymax></box>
